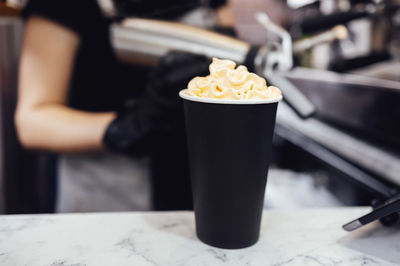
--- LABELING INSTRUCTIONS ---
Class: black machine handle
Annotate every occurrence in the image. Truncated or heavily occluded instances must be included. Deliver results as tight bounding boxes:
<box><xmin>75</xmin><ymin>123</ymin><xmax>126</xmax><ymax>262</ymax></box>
<box><xmin>300</xmin><ymin>10</ymin><xmax>369</xmax><ymax>33</ymax></box>
<box><xmin>343</xmin><ymin>196</ymin><xmax>400</xmax><ymax>231</ymax></box>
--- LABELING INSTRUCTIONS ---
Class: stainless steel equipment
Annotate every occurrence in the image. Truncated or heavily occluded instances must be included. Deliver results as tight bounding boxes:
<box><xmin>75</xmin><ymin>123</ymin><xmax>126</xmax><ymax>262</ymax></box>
<box><xmin>111</xmin><ymin>18</ymin><xmax>249</xmax><ymax>66</ymax></box>
<box><xmin>109</xmin><ymin>12</ymin><xmax>400</xmax><ymax>222</ymax></box>
<box><xmin>285</xmin><ymin>67</ymin><xmax>400</xmax><ymax>149</ymax></box>
<box><xmin>289</xmin><ymin>0</ymin><xmax>400</xmax><ymax>71</ymax></box>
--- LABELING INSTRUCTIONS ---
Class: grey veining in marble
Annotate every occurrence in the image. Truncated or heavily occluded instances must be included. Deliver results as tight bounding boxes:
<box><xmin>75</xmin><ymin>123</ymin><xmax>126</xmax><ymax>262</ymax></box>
<box><xmin>0</xmin><ymin>208</ymin><xmax>399</xmax><ymax>266</ymax></box>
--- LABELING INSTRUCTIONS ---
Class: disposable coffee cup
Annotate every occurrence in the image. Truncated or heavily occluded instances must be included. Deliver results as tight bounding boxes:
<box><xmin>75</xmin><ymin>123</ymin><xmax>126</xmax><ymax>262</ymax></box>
<box><xmin>179</xmin><ymin>90</ymin><xmax>282</xmax><ymax>249</ymax></box>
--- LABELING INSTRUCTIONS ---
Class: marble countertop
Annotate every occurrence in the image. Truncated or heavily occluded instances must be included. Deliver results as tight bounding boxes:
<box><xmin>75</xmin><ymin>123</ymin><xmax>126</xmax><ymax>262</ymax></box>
<box><xmin>0</xmin><ymin>208</ymin><xmax>399</xmax><ymax>266</ymax></box>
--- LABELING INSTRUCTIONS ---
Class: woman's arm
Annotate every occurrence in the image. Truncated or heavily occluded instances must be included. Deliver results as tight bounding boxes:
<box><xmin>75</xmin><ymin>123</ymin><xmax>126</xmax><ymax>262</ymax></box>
<box><xmin>15</xmin><ymin>16</ymin><xmax>116</xmax><ymax>153</ymax></box>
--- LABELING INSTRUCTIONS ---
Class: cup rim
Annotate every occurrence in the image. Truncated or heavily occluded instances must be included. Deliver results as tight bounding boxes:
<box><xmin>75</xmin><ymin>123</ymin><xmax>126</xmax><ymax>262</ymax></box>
<box><xmin>179</xmin><ymin>89</ymin><xmax>282</xmax><ymax>105</ymax></box>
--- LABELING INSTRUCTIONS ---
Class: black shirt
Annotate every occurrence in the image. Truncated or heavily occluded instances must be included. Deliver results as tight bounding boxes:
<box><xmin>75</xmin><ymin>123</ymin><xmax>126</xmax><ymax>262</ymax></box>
<box><xmin>23</xmin><ymin>0</ymin><xmax>149</xmax><ymax>112</ymax></box>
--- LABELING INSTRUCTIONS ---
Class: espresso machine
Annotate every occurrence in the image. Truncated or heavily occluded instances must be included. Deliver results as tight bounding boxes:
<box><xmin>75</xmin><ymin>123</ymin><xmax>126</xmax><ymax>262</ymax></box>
<box><xmin>101</xmin><ymin>0</ymin><xmax>400</xmax><ymax>228</ymax></box>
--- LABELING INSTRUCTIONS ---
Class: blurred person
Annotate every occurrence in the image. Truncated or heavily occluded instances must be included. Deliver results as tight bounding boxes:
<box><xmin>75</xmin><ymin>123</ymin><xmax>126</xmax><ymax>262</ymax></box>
<box><xmin>14</xmin><ymin>0</ymin><xmax>221</xmax><ymax>212</ymax></box>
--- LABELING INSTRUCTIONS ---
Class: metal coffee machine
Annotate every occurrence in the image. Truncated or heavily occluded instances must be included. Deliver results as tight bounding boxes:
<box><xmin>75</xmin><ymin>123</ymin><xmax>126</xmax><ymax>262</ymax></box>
<box><xmin>104</xmin><ymin>0</ymin><xmax>400</xmax><ymax>228</ymax></box>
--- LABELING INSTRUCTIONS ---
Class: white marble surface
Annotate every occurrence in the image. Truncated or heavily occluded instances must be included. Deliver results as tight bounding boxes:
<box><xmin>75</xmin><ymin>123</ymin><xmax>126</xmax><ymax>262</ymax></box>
<box><xmin>0</xmin><ymin>208</ymin><xmax>399</xmax><ymax>266</ymax></box>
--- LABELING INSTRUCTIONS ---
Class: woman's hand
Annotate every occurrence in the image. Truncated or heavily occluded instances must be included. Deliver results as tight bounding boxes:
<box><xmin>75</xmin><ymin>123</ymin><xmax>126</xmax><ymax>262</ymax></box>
<box><xmin>145</xmin><ymin>51</ymin><xmax>211</xmax><ymax>115</ymax></box>
<box><xmin>102</xmin><ymin>52</ymin><xmax>211</xmax><ymax>157</ymax></box>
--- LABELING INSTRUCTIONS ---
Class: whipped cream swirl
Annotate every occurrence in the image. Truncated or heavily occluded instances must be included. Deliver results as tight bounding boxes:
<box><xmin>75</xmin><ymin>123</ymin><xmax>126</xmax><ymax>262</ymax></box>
<box><xmin>184</xmin><ymin>58</ymin><xmax>281</xmax><ymax>100</ymax></box>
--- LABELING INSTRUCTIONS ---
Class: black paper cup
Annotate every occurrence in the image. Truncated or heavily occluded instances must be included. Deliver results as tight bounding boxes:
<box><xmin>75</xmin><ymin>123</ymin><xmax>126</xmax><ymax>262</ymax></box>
<box><xmin>179</xmin><ymin>90</ymin><xmax>282</xmax><ymax>249</ymax></box>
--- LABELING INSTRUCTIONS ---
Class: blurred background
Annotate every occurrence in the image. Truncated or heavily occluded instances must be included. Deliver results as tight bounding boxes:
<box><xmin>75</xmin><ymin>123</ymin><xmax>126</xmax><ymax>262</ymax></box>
<box><xmin>0</xmin><ymin>0</ymin><xmax>399</xmax><ymax>217</ymax></box>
